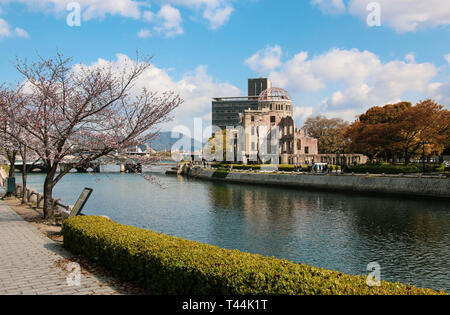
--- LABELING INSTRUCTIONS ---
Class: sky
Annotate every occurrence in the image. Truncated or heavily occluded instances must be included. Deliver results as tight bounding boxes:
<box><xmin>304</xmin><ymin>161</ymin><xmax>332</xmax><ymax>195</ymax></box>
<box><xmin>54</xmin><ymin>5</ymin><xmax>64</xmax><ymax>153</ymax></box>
<box><xmin>0</xmin><ymin>0</ymin><xmax>449</xmax><ymax>138</ymax></box>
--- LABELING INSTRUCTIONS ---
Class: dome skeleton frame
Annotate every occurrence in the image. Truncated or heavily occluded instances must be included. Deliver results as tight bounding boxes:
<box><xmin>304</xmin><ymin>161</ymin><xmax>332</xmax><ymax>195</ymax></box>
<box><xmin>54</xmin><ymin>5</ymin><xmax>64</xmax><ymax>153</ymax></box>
<box><xmin>258</xmin><ymin>87</ymin><xmax>291</xmax><ymax>102</ymax></box>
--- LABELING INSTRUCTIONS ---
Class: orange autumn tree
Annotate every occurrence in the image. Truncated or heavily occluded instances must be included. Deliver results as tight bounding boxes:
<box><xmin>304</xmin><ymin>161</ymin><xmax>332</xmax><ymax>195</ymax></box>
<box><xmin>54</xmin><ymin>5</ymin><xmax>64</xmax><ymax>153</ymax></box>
<box><xmin>345</xmin><ymin>102</ymin><xmax>411</xmax><ymax>162</ymax></box>
<box><xmin>397</xmin><ymin>100</ymin><xmax>449</xmax><ymax>164</ymax></box>
<box><xmin>346</xmin><ymin>100</ymin><xmax>449</xmax><ymax>164</ymax></box>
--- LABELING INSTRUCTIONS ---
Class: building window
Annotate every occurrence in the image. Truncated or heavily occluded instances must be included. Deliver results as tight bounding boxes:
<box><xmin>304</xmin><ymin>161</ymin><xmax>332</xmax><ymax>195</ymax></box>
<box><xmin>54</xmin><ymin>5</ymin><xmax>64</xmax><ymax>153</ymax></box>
<box><xmin>297</xmin><ymin>140</ymin><xmax>302</xmax><ymax>150</ymax></box>
<box><xmin>251</xmin><ymin>116</ymin><xmax>255</xmax><ymax>122</ymax></box>
<box><xmin>305</xmin><ymin>146</ymin><xmax>309</xmax><ymax>154</ymax></box>
<box><xmin>251</xmin><ymin>127</ymin><xmax>255</xmax><ymax>136</ymax></box>
<box><xmin>271</xmin><ymin>116</ymin><xmax>276</xmax><ymax>123</ymax></box>
<box><xmin>251</xmin><ymin>142</ymin><xmax>256</xmax><ymax>151</ymax></box>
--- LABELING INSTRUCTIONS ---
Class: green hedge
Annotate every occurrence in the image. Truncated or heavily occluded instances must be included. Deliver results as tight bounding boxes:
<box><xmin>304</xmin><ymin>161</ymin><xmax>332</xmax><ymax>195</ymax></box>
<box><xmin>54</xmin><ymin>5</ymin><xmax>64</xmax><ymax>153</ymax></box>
<box><xmin>62</xmin><ymin>216</ymin><xmax>446</xmax><ymax>295</ymax></box>
<box><xmin>410</xmin><ymin>163</ymin><xmax>446</xmax><ymax>173</ymax></box>
<box><xmin>346</xmin><ymin>164</ymin><xmax>421</xmax><ymax>174</ymax></box>
<box><xmin>232</xmin><ymin>165</ymin><xmax>261</xmax><ymax>171</ymax></box>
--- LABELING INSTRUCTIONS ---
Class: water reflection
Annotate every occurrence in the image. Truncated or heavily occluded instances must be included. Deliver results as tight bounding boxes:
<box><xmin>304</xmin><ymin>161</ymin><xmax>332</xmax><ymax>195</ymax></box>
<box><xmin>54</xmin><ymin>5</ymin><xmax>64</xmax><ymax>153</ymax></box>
<box><xmin>205</xmin><ymin>182</ymin><xmax>450</xmax><ymax>291</ymax></box>
<box><xmin>23</xmin><ymin>173</ymin><xmax>449</xmax><ymax>292</ymax></box>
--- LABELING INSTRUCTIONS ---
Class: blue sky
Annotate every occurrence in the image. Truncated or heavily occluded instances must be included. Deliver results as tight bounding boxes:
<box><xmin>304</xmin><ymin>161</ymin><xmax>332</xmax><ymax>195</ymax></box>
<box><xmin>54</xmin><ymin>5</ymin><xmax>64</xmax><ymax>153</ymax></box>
<box><xmin>0</xmin><ymin>0</ymin><xmax>449</xmax><ymax>135</ymax></box>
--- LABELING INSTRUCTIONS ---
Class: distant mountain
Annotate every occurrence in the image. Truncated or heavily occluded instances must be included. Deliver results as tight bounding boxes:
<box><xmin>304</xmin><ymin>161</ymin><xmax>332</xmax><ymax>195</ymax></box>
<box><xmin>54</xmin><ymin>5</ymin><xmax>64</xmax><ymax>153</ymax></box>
<box><xmin>147</xmin><ymin>132</ymin><xmax>204</xmax><ymax>152</ymax></box>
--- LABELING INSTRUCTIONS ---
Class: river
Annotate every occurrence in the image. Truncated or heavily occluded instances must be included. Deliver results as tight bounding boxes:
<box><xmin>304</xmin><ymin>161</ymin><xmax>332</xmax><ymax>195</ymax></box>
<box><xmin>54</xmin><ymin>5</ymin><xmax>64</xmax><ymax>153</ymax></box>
<box><xmin>21</xmin><ymin>170</ymin><xmax>450</xmax><ymax>292</ymax></box>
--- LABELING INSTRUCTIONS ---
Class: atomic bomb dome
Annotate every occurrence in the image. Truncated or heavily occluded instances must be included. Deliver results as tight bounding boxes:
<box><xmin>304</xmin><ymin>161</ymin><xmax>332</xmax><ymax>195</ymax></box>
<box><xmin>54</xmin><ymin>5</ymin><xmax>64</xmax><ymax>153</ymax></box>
<box><xmin>257</xmin><ymin>87</ymin><xmax>293</xmax><ymax>117</ymax></box>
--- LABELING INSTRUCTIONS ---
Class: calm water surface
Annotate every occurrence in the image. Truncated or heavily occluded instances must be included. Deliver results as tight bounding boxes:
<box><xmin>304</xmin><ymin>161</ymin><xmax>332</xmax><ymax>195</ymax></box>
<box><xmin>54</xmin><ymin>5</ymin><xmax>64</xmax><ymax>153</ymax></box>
<box><xmin>22</xmin><ymin>171</ymin><xmax>450</xmax><ymax>292</ymax></box>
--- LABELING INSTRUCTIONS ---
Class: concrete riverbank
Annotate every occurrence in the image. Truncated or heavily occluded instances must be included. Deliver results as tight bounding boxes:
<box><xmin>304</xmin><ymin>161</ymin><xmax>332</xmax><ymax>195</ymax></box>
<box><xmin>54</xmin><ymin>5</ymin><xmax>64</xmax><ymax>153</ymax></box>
<box><xmin>173</xmin><ymin>166</ymin><xmax>450</xmax><ymax>200</ymax></box>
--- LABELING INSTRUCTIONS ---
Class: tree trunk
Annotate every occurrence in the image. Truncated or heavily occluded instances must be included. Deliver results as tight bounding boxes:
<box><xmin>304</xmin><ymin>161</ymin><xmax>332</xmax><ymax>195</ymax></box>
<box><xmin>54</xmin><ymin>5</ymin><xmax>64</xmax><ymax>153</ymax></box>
<box><xmin>404</xmin><ymin>150</ymin><xmax>410</xmax><ymax>165</ymax></box>
<box><xmin>5</xmin><ymin>152</ymin><xmax>17</xmax><ymax>197</ymax></box>
<box><xmin>21</xmin><ymin>147</ymin><xmax>27</xmax><ymax>204</ymax></box>
<box><xmin>43</xmin><ymin>167</ymin><xmax>56</xmax><ymax>219</ymax></box>
<box><xmin>8</xmin><ymin>152</ymin><xmax>16</xmax><ymax>178</ymax></box>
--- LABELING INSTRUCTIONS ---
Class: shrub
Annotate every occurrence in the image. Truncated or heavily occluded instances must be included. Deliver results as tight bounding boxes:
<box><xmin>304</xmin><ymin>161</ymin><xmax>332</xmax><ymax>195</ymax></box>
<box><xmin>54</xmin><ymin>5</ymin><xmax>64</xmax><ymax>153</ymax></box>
<box><xmin>346</xmin><ymin>164</ymin><xmax>420</xmax><ymax>174</ymax></box>
<box><xmin>1</xmin><ymin>164</ymin><xmax>10</xmax><ymax>174</ymax></box>
<box><xmin>231</xmin><ymin>165</ymin><xmax>261</xmax><ymax>171</ymax></box>
<box><xmin>62</xmin><ymin>216</ymin><xmax>446</xmax><ymax>295</ymax></box>
<box><xmin>211</xmin><ymin>163</ymin><xmax>228</xmax><ymax>169</ymax></box>
<box><xmin>277</xmin><ymin>165</ymin><xmax>295</xmax><ymax>172</ymax></box>
<box><xmin>410</xmin><ymin>163</ymin><xmax>445</xmax><ymax>173</ymax></box>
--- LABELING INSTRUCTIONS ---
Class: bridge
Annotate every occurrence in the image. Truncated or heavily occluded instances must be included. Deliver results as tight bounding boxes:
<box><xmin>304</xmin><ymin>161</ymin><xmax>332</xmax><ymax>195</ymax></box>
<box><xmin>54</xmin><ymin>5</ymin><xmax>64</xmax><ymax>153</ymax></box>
<box><xmin>9</xmin><ymin>159</ymin><xmax>175</xmax><ymax>174</ymax></box>
<box><xmin>11</xmin><ymin>162</ymin><xmax>46</xmax><ymax>174</ymax></box>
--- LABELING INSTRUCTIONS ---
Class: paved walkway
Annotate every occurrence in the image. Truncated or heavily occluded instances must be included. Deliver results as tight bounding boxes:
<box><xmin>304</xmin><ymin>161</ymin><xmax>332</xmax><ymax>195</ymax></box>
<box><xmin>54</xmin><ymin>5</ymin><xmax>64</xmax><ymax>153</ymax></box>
<box><xmin>0</xmin><ymin>199</ymin><xmax>123</xmax><ymax>295</ymax></box>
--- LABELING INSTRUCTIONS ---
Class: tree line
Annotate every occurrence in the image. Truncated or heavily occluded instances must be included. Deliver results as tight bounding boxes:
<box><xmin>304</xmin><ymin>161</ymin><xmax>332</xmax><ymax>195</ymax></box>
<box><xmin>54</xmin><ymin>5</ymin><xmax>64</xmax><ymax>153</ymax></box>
<box><xmin>304</xmin><ymin>100</ymin><xmax>449</xmax><ymax>164</ymax></box>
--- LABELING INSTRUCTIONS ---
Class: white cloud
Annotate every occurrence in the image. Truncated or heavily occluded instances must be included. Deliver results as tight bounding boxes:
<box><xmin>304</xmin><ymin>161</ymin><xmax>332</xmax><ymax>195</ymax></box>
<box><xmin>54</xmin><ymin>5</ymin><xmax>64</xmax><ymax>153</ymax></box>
<box><xmin>161</xmin><ymin>0</ymin><xmax>234</xmax><ymax>29</ymax></box>
<box><xmin>0</xmin><ymin>18</ymin><xmax>29</xmax><ymax>39</ymax></box>
<box><xmin>82</xmin><ymin>54</ymin><xmax>241</xmax><ymax>131</ymax></box>
<box><xmin>350</xmin><ymin>0</ymin><xmax>450</xmax><ymax>33</ymax></box>
<box><xmin>14</xmin><ymin>27</ymin><xmax>29</xmax><ymax>38</ymax></box>
<box><xmin>0</xmin><ymin>0</ymin><xmax>236</xmax><ymax>33</ymax></box>
<box><xmin>245</xmin><ymin>45</ymin><xmax>283</xmax><ymax>73</ymax></box>
<box><xmin>311</xmin><ymin>0</ymin><xmax>346</xmax><ymax>14</ymax></box>
<box><xmin>405</xmin><ymin>53</ymin><xmax>415</xmax><ymax>64</ymax></box>
<box><xmin>0</xmin><ymin>18</ymin><xmax>11</xmax><ymax>38</ymax></box>
<box><xmin>202</xmin><ymin>4</ymin><xmax>233</xmax><ymax>30</ymax></box>
<box><xmin>428</xmin><ymin>81</ymin><xmax>450</xmax><ymax>106</ymax></box>
<box><xmin>246</xmin><ymin>46</ymin><xmax>441</xmax><ymax>122</ymax></box>
<box><xmin>137</xmin><ymin>28</ymin><xmax>152</xmax><ymax>38</ymax></box>
<box><xmin>445</xmin><ymin>54</ymin><xmax>450</xmax><ymax>65</ymax></box>
<box><xmin>154</xmin><ymin>4</ymin><xmax>184</xmax><ymax>38</ymax></box>
<box><xmin>143</xmin><ymin>10</ymin><xmax>155</xmax><ymax>22</ymax></box>
<box><xmin>0</xmin><ymin>0</ymin><xmax>142</xmax><ymax>20</ymax></box>
<box><xmin>294</xmin><ymin>106</ymin><xmax>315</xmax><ymax>121</ymax></box>
<box><xmin>312</xmin><ymin>0</ymin><xmax>450</xmax><ymax>33</ymax></box>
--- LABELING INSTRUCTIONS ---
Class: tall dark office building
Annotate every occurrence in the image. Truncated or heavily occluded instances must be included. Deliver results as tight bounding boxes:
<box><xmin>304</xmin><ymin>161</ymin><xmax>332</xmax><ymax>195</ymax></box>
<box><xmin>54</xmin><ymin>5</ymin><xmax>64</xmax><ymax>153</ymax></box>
<box><xmin>212</xmin><ymin>78</ymin><xmax>271</xmax><ymax>129</ymax></box>
<box><xmin>248</xmin><ymin>78</ymin><xmax>272</xmax><ymax>98</ymax></box>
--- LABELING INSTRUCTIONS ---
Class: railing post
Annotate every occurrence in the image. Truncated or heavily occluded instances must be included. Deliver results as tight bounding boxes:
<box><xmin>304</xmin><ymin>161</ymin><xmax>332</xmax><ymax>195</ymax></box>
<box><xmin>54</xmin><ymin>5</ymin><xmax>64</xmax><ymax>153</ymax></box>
<box><xmin>53</xmin><ymin>199</ymin><xmax>63</xmax><ymax>225</ymax></box>
<box><xmin>16</xmin><ymin>184</ymin><xmax>21</xmax><ymax>197</ymax></box>
<box><xmin>37</xmin><ymin>193</ymin><xmax>42</xmax><ymax>209</ymax></box>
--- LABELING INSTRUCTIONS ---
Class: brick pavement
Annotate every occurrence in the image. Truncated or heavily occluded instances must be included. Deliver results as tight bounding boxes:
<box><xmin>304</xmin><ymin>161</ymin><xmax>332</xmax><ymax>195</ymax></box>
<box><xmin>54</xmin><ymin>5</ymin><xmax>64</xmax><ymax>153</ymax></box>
<box><xmin>0</xmin><ymin>199</ymin><xmax>124</xmax><ymax>295</ymax></box>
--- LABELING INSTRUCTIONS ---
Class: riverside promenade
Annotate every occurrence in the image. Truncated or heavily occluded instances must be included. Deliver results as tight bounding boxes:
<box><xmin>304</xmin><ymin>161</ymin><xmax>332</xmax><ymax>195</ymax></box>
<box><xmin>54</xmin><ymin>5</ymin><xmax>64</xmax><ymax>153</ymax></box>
<box><xmin>0</xmin><ymin>197</ymin><xmax>123</xmax><ymax>295</ymax></box>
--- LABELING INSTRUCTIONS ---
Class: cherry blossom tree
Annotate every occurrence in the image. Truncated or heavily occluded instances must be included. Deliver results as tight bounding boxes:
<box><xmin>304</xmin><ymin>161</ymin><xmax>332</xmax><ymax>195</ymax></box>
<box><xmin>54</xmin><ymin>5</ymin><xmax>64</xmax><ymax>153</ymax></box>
<box><xmin>0</xmin><ymin>86</ymin><xmax>23</xmax><ymax>196</ymax></box>
<box><xmin>11</xmin><ymin>52</ymin><xmax>182</xmax><ymax>218</ymax></box>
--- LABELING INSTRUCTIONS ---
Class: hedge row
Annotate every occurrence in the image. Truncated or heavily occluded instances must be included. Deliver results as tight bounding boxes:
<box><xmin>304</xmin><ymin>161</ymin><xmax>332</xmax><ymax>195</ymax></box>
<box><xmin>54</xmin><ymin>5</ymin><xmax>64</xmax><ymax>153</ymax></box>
<box><xmin>410</xmin><ymin>163</ymin><xmax>446</xmax><ymax>173</ymax></box>
<box><xmin>212</xmin><ymin>164</ymin><xmax>323</xmax><ymax>172</ymax></box>
<box><xmin>62</xmin><ymin>216</ymin><xmax>446</xmax><ymax>295</ymax></box>
<box><xmin>346</xmin><ymin>164</ymin><xmax>421</xmax><ymax>174</ymax></box>
<box><xmin>212</xmin><ymin>164</ymin><xmax>266</xmax><ymax>171</ymax></box>
<box><xmin>231</xmin><ymin>165</ymin><xmax>261</xmax><ymax>171</ymax></box>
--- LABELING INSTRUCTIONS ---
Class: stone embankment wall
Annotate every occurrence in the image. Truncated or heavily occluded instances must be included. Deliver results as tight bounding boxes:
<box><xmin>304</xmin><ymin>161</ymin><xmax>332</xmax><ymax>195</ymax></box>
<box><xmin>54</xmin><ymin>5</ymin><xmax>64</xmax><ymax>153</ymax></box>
<box><xmin>177</xmin><ymin>166</ymin><xmax>450</xmax><ymax>200</ymax></box>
